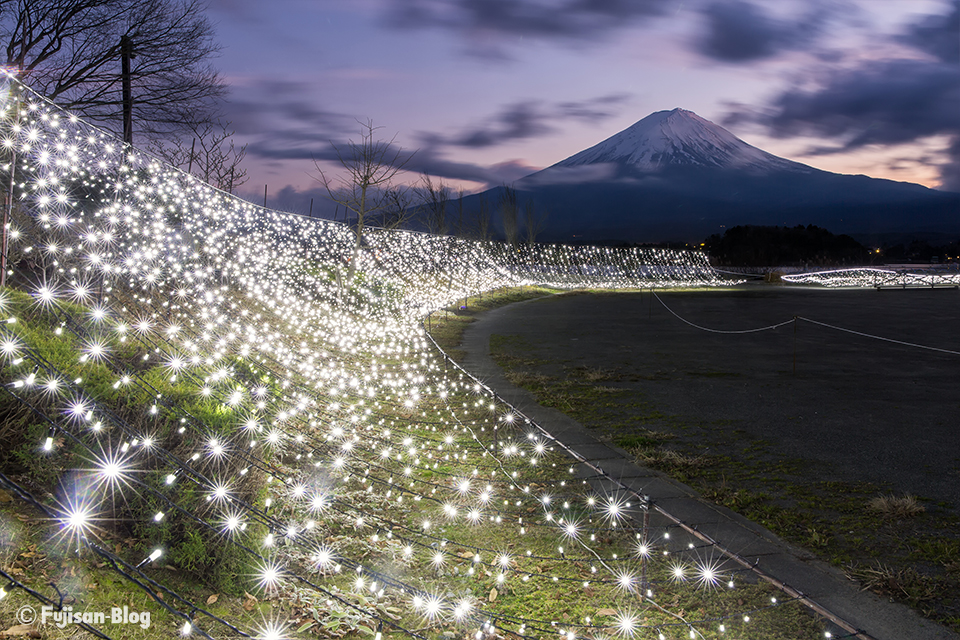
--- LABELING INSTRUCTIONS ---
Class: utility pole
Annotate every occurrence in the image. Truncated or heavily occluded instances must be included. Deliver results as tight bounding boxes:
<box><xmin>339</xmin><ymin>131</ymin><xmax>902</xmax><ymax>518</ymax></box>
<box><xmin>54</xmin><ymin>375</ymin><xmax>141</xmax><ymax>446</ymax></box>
<box><xmin>120</xmin><ymin>35</ymin><xmax>135</xmax><ymax>146</ymax></box>
<box><xmin>187</xmin><ymin>138</ymin><xmax>196</xmax><ymax>175</ymax></box>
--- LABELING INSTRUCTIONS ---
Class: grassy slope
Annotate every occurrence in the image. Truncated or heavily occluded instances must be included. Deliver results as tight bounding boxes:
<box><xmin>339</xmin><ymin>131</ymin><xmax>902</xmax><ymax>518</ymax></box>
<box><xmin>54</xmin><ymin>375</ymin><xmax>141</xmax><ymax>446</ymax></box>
<box><xmin>1</xmin><ymin>286</ymin><xmax>829</xmax><ymax>640</ymax></box>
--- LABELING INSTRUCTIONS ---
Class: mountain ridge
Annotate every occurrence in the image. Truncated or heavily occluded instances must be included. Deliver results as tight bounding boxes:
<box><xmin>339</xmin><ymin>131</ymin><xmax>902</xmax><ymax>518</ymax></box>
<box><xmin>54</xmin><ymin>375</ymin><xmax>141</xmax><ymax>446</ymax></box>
<box><xmin>458</xmin><ymin>108</ymin><xmax>959</xmax><ymax>244</ymax></box>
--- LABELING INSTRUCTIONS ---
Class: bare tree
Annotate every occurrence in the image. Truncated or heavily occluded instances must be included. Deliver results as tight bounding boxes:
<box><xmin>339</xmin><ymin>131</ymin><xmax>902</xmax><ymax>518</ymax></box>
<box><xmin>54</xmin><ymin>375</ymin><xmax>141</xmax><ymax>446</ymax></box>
<box><xmin>416</xmin><ymin>174</ymin><xmax>449</xmax><ymax>235</ymax></box>
<box><xmin>149</xmin><ymin>120</ymin><xmax>247</xmax><ymax>192</ymax></box>
<box><xmin>498</xmin><ymin>185</ymin><xmax>519</xmax><ymax>246</ymax></box>
<box><xmin>372</xmin><ymin>187</ymin><xmax>416</xmax><ymax>230</ymax></box>
<box><xmin>474</xmin><ymin>193</ymin><xmax>491</xmax><ymax>241</ymax></box>
<box><xmin>2</xmin><ymin>0</ymin><xmax>225</xmax><ymax>140</ymax></box>
<box><xmin>314</xmin><ymin>119</ymin><xmax>412</xmax><ymax>287</ymax></box>
<box><xmin>524</xmin><ymin>199</ymin><xmax>548</xmax><ymax>246</ymax></box>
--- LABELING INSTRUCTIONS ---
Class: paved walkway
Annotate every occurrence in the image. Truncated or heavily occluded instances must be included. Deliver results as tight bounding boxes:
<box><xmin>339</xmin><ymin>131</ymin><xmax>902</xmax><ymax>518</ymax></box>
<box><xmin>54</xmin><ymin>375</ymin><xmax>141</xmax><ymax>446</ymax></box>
<box><xmin>459</xmin><ymin>296</ymin><xmax>959</xmax><ymax>640</ymax></box>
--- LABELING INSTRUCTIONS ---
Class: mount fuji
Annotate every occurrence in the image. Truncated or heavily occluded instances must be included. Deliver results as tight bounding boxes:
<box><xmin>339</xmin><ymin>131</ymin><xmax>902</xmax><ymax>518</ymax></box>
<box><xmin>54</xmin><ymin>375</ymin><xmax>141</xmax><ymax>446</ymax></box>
<box><xmin>548</xmin><ymin>108</ymin><xmax>802</xmax><ymax>174</ymax></box>
<box><xmin>464</xmin><ymin>109</ymin><xmax>959</xmax><ymax>244</ymax></box>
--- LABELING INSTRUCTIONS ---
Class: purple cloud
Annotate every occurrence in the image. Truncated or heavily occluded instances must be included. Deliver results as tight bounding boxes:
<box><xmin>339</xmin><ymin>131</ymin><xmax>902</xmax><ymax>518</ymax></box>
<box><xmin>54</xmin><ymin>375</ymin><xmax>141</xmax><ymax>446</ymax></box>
<box><xmin>424</xmin><ymin>94</ymin><xmax>631</xmax><ymax>149</ymax></box>
<box><xmin>696</xmin><ymin>0</ymin><xmax>829</xmax><ymax>62</ymax></box>
<box><xmin>383</xmin><ymin>0</ymin><xmax>665</xmax><ymax>57</ymax></box>
<box><xmin>900</xmin><ymin>0</ymin><xmax>959</xmax><ymax>64</ymax></box>
<box><xmin>722</xmin><ymin>2</ymin><xmax>960</xmax><ymax>190</ymax></box>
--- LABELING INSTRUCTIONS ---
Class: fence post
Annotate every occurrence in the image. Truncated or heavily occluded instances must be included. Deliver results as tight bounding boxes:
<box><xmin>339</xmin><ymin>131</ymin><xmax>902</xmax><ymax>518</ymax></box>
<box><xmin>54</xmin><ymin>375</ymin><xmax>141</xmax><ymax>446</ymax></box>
<box><xmin>793</xmin><ymin>316</ymin><xmax>798</xmax><ymax>375</ymax></box>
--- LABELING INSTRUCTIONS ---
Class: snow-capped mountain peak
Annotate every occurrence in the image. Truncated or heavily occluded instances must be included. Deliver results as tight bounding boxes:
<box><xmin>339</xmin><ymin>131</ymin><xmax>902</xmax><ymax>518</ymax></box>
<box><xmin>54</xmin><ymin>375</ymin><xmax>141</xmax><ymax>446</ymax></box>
<box><xmin>552</xmin><ymin>108</ymin><xmax>803</xmax><ymax>173</ymax></box>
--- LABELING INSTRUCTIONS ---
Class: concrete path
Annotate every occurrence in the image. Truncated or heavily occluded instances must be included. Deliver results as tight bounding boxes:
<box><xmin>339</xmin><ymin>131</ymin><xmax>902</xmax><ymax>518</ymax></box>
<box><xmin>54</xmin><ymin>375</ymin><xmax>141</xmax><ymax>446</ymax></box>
<box><xmin>459</xmin><ymin>295</ymin><xmax>959</xmax><ymax>640</ymax></box>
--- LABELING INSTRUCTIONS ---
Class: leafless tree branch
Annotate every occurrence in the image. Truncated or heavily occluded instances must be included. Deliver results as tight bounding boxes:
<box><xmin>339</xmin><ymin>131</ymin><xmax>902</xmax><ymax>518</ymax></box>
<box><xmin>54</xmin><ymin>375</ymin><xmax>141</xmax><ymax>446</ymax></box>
<box><xmin>1</xmin><ymin>0</ymin><xmax>226</xmax><ymax>140</ymax></box>
<box><xmin>313</xmin><ymin>119</ymin><xmax>414</xmax><ymax>288</ymax></box>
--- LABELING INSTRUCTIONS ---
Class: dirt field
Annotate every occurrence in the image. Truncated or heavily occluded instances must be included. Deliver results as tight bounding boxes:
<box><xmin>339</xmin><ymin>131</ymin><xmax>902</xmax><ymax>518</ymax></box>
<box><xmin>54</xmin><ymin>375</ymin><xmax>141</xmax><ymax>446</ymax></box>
<box><xmin>485</xmin><ymin>284</ymin><xmax>960</xmax><ymax>520</ymax></box>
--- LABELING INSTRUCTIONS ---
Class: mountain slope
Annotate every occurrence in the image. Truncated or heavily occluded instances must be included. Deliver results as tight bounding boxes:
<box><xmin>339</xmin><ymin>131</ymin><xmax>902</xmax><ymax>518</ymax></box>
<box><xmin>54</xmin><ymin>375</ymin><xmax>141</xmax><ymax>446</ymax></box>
<box><xmin>550</xmin><ymin>108</ymin><xmax>804</xmax><ymax>174</ymax></box>
<box><xmin>461</xmin><ymin>109</ymin><xmax>959</xmax><ymax>244</ymax></box>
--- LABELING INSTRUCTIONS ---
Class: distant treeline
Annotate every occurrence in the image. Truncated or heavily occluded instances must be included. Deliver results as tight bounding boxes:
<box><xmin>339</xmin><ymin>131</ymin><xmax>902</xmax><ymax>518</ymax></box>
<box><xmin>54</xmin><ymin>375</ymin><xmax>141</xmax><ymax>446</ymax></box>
<box><xmin>703</xmin><ymin>225</ymin><xmax>872</xmax><ymax>267</ymax></box>
<box><xmin>882</xmin><ymin>239</ymin><xmax>960</xmax><ymax>263</ymax></box>
<box><xmin>701</xmin><ymin>225</ymin><xmax>960</xmax><ymax>267</ymax></box>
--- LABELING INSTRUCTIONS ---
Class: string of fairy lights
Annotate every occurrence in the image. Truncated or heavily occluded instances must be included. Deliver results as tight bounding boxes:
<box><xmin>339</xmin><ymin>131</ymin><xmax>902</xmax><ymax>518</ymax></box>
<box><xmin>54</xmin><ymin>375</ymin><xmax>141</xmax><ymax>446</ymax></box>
<box><xmin>0</xmin><ymin>70</ymin><xmax>858</xmax><ymax>640</ymax></box>
<box><xmin>782</xmin><ymin>267</ymin><xmax>960</xmax><ymax>288</ymax></box>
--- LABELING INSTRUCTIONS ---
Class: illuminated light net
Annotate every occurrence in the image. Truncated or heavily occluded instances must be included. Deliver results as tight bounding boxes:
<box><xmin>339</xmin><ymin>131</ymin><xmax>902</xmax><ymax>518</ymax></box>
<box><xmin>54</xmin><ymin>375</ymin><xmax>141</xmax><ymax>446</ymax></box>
<box><xmin>783</xmin><ymin>267</ymin><xmax>960</xmax><ymax>289</ymax></box>
<box><xmin>0</xmin><ymin>72</ymin><xmax>837</xmax><ymax>640</ymax></box>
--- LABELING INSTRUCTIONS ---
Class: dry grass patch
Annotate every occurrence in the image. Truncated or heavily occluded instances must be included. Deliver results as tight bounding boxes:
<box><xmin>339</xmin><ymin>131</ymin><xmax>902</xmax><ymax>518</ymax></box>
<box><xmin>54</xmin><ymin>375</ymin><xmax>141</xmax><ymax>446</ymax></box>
<box><xmin>633</xmin><ymin>447</ymin><xmax>709</xmax><ymax>469</ymax></box>
<box><xmin>592</xmin><ymin>385</ymin><xmax>626</xmax><ymax>394</ymax></box>
<box><xmin>578</xmin><ymin>366</ymin><xmax>620</xmax><ymax>382</ymax></box>
<box><xmin>845</xmin><ymin>562</ymin><xmax>939</xmax><ymax>606</ymax></box>
<box><xmin>505</xmin><ymin>370</ymin><xmax>553</xmax><ymax>387</ymax></box>
<box><xmin>867</xmin><ymin>493</ymin><xmax>925</xmax><ymax>518</ymax></box>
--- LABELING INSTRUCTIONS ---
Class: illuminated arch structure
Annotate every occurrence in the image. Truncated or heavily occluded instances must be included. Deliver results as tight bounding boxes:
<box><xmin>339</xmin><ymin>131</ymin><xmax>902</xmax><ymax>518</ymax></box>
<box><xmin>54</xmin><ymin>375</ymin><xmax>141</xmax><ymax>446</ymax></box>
<box><xmin>0</xmin><ymin>73</ymin><xmax>847</xmax><ymax>639</ymax></box>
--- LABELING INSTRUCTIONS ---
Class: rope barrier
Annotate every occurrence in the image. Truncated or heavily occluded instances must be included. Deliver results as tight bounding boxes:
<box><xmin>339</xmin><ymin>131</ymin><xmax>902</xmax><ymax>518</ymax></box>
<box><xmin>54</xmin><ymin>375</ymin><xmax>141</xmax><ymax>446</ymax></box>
<box><xmin>796</xmin><ymin>316</ymin><xmax>960</xmax><ymax>356</ymax></box>
<box><xmin>653</xmin><ymin>291</ymin><xmax>960</xmax><ymax>357</ymax></box>
<box><xmin>653</xmin><ymin>292</ymin><xmax>795</xmax><ymax>334</ymax></box>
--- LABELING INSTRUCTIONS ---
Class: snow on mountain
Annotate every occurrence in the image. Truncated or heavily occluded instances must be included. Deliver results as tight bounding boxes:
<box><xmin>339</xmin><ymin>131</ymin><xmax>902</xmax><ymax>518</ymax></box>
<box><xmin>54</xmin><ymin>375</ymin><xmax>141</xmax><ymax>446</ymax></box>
<box><xmin>549</xmin><ymin>108</ymin><xmax>807</xmax><ymax>174</ymax></box>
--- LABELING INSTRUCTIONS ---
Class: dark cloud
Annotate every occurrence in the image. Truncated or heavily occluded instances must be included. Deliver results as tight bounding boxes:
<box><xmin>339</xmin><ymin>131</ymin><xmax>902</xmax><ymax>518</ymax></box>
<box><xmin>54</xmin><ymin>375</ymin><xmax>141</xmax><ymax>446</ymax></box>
<box><xmin>696</xmin><ymin>0</ymin><xmax>828</xmax><ymax>62</ymax></box>
<box><xmin>451</xmin><ymin>102</ymin><xmax>551</xmax><ymax>148</ymax></box>
<box><xmin>427</xmin><ymin>94</ymin><xmax>631</xmax><ymax>149</ymax></box>
<box><xmin>940</xmin><ymin>137</ymin><xmax>960</xmax><ymax>192</ymax></box>
<box><xmin>900</xmin><ymin>0</ymin><xmax>959</xmax><ymax>64</ymax></box>
<box><xmin>724</xmin><ymin>57</ymin><xmax>960</xmax><ymax>189</ymax></box>
<box><xmin>227</xmin><ymin>79</ymin><xmax>627</xmax><ymax>188</ymax></box>
<box><xmin>384</xmin><ymin>0</ymin><xmax>665</xmax><ymax>56</ymax></box>
<box><xmin>404</xmin><ymin>151</ymin><xmax>539</xmax><ymax>185</ymax></box>
<box><xmin>520</xmin><ymin>163</ymin><xmax>617</xmax><ymax>186</ymax></box>
<box><xmin>226</xmin><ymin>78</ymin><xmax>382</xmax><ymax>166</ymax></box>
<box><xmin>557</xmin><ymin>93</ymin><xmax>632</xmax><ymax>121</ymax></box>
<box><xmin>718</xmin><ymin>2</ymin><xmax>960</xmax><ymax>190</ymax></box>
<box><xmin>228</xmin><ymin>79</ymin><xmax>351</xmax><ymax>139</ymax></box>
<box><xmin>758</xmin><ymin>60</ymin><xmax>959</xmax><ymax>147</ymax></box>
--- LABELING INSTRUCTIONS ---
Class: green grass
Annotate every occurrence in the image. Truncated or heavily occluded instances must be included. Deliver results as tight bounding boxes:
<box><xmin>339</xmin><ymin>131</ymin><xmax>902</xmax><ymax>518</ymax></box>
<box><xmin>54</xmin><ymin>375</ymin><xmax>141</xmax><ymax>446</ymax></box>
<box><xmin>0</xmin><ymin>283</ymin><xmax>837</xmax><ymax>640</ymax></box>
<box><xmin>0</xmin><ymin>501</ymin><xmax>281</xmax><ymax>639</ymax></box>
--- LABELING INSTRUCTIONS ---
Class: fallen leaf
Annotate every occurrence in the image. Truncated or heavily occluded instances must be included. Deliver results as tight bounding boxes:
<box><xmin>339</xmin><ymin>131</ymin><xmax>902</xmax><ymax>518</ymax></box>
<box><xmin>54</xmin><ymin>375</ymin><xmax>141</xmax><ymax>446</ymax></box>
<box><xmin>596</xmin><ymin>608</ymin><xmax>617</xmax><ymax>617</ymax></box>
<box><xmin>488</xmin><ymin>587</ymin><xmax>498</xmax><ymax>602</ymax></box>
<box><xmin>242</xmin><ymin>592</ymin><xmax>258</xmax><ymax>612</ymax></box>
<box><xmin>206</xmin><ymin>594</ymin><xmax>219</xmax><ymax>605</ymax></box>
<box><xmin>0</xmin><ymin>490</ymin><xmax>12</xmax><ymax>503</ymax></box>
<box><xmin>0</xmin><ymin>624</ymin><xmax>41</xmax><ymax>638</ymax></box>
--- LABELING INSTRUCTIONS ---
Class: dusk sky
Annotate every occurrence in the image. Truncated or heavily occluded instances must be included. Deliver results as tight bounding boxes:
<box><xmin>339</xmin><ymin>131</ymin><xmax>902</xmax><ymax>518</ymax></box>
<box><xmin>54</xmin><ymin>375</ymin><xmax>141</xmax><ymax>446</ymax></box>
<box><xmin>205</xmin><ymin>0</ymin><xmax>960</xmax><ymax>213</ymax></box>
